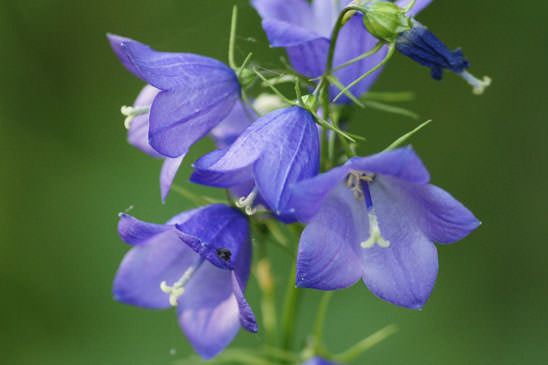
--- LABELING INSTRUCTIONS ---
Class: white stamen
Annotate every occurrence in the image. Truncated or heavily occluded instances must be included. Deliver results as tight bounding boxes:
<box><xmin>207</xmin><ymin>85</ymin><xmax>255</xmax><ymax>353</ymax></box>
<box><xmin>459</xmin><ymin>71</ymin><xmax>492</xmax><ymax>95</ymax></box>
<box><xmin>120</xmin><ymin>105</ymin><xmax>150</xmax><ymax>129</ymax></box>
<box><xmin>361</xmin><ymin>208</ymin><xmax>390</xmax><ymax>248</ymax></box>
<box><xmin>236</xmin><ymin>187</ymin><xmax>260</xmax><ymax>215</ymax></box>
<box><xmin>160</xmin><ymin>258</ymin><xmax>204</xmax><ymax>306</ymax></box>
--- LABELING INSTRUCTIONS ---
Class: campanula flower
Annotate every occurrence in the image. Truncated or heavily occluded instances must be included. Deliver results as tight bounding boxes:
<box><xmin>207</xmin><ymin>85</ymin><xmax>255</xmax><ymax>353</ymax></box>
<box><xmin>302</xmin><ymin>357</ymin><xmax>339</xmax><ymax>365</ymax></box>
<box><xmin>396</xmin><ymin>20</ymin><xmax>491</xmax><ymax>93</ymax></box>
<box><xmin>251</xmin><ymin>0</ymin><xmax>432</xmax><ymax>102</ymax></box>
<box><xmin>120</xmin><ymin>84</ymin><xmax>254</xmax><ymax>202</ymax></box>
<box><xmin>108</xmin><ymin>34</ymin><xmax>240</xmax><ymax>157</ymax></box>
<box><xmin>190</xmin><ymin>106</ymin><xmax>320</xmax><ymax>223</ymax></box>
<box><xmin>290</xmin><ymin>147</ymin><xmax>480</xmax><ymax>309</ymax></box>
<box><xmin>114</xmin><ymin>204</ymin><xmax>257</xmax><ymax>359</ymax></box>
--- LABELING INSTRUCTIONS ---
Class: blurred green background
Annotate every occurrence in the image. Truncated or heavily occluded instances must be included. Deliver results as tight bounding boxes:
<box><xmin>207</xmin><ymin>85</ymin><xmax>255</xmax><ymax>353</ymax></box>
<box><xmin>1</xmin><ymin>0</ymin><xmax>546</xmax><ymax>364</ymax></box>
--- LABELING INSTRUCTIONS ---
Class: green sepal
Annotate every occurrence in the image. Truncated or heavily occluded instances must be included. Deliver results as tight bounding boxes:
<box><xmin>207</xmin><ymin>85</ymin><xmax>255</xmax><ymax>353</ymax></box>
<box><xmin>384</xmin><ymin>119</ymin><xmax>432</xmax><ymax>151</ymax></box>
<box><xmin>357</xmin><ymin>1</ymin><xmax>412</xmax><ymax>43</ymax></box>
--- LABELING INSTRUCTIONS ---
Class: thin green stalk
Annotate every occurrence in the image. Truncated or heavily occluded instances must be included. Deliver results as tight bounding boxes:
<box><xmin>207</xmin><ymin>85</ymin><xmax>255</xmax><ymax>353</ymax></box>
<box><xmin>332</xmin><ymin>324</ymin><xmax>399</xmax><ymax>363</ymax></box>
<box><xmin>171</xmin><ymin>184</ymin><xmax>223</xmax><ymax>206</ymax></box>
<box><xmin>312</xmin><ymin>292</ymin><xmax>333</xmax><ymax>344</ymax></box>
<box><xmin>279</xmin><ymin>258</ymin><xmax>302</xmax><ymax>352</ymax></box>
<box><xmin>228</xmin><ymin>6</ymin><xmax>238</xmax><ymax>69</ymax></box>
<box><xmin>333</xmin><ymin>43</ymin><xmax>396</xmax><ymax>102</ymax></box>
<box><xmin>255</xmin><ymin>242</ymin><xmax>277</xmax><ymax>348</ymax></box>
<box><xmin>332</xmin><ymin>42</ymin><xmax>383</xmax><ymax>72</ymax></box>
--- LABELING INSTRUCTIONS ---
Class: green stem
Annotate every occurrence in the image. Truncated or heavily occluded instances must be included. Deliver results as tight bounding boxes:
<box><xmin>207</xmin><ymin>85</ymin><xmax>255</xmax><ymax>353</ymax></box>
<box><xmin>333</xmin><ymin>42</ymin><xmax>396</xmax><ymax>102</ymax></box>
<box><xmin>312</xmin><ymin>292</ymin><xmax>333</xmax><ymax>347</ymax></box>
<box><xmin>279</xmin><ymin>257</ymin><xmax>302</xmax><ymax>352</ymax></box>
<box><xmin>332</xmin><ymin>42</ymin><xmax>383</xmax><ymax>72</ymax></box>
<box><xmin>228</xmin><ymin>5</ymin><xmax>237</xmax><ymax>69</ymax></box>
<box><xmin>255</xmin><ymin>242</ymin><xmax>277</xmax><ymax>348</ymax></box>
<box><xmin>332</xmin><ymin>324</ymin><xmax>399</xmax><ymax>363</ymax></box>
<box><xmin>171</xmin><ymin>184</ymin><xmax>223</xmax><ymax>206</ymax></box>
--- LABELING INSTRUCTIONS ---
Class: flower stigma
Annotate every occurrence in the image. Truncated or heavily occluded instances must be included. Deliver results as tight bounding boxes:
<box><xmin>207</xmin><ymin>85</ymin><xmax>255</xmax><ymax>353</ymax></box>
<box><xmin>236</xmin><ymin>186</ymin><xmax>260</xmax><ymax>215</ymax></box>
<box><xmin>347</xmin><ymin>171</ymin><xmax>390</xmax><ymax>248</ymax></box>
<box><xmin>459</xmin><ymin>71</ymin><xmax>492</xmax><ymax>95</ymax></box>
<box><xmin>160</xmin><ymin>257</ymin><xmax>205</xmax><ymax>306</ymax></box>
<box><xmin>120</xmin><ymin>105</ymin><xmax>150</xmax><ymax>129</ymax></box>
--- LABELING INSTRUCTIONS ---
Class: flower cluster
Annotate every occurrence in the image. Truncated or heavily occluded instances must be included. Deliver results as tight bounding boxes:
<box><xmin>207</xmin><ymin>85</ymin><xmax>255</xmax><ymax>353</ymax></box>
<box><xmin>108</xmin><ymin>0</ymin><xmax>485</xmax><ymax>362</ymax></box>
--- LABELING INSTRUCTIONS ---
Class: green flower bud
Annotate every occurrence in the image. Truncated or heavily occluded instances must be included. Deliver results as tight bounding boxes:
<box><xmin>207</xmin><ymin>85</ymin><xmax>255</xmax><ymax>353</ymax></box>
<box><xmin>359</xmin><ymin>1</ymin><xmax>412</xmax><ymax>43</ymax></box>
<box><xmin>301</xmin><ymin>94</ymin><xmax>318</xmax><ymax>112</ymax></box>
<box><xmin>238</xmin><ymin>68</ymin><xmax>256</xmax><ymax>89</ymax></box>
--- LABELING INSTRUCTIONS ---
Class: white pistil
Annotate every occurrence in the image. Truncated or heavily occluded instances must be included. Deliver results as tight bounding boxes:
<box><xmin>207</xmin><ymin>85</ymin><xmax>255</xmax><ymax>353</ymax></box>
<box><xmin>459</xmin><ymin>71</ymin><xmax>492</xmax><ymax>95</ymax></box>
<box><xmin>236</xmin><ymin>187</ymin><xmax>260</xmax><ymax>215</ymax></box>
<box><xmin>361</xmin><ymin>207</ymin><xmax>390</xmax><ymax>249</ymax></box>
<box><xmin>160</xmin><ymin>258</ymin><xmax>204</xmax><ymax>307</ymax></box>
<box><xmin>120</xmin><ymin>105</ymin><xmax>150</xmax><ymax>129</ymax></box>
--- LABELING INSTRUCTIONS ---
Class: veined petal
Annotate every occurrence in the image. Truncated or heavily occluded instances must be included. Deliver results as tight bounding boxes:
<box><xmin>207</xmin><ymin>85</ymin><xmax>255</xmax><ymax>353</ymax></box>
<box><xmin>175</xmin><ymin>205</ymin><xmax>250</xmax><ymax>270</ymax></box>
<box><xmin>149</xmin><ymin>82</ymin><xmax>239</xmax><ymax>157</ymax></box>
<box><xmin>360</xmin><ymin>176</ymin><xmax>438</xmax><ymax>309</ymax></box>
<box><xmin>286</xmin><ymin>38</ymin><xmax>330</xmax><ymax>78</ymax></box>
<box><xmin>160</xmin><ymin>155</ymin><xmax>184</xmax><ymax>203</ymax></box>
<box><xmin>118</xmin><ymin>213</ymin><xmax>170</xmax><ymax>246</ymax></box>
<box><xmin>209</xmin><ymin>100</ymin><xmax>254</xmax><ymax>150</ymax></box>
<box><xmin>252</xmin><ymin>0</ymin><xmax>313</xmax><ymax>28</ymax></box>
<box><xmin>232</xmin><ymin>271</ymin><xmax>258</xmax><ymax>333</ymax></box>
<box><xmin>108</xmin><ymin>34</ymin><xmax>238</xmax><ymax>90</ymax></box>
<box><xmin>177</xmin><ymin>261</ymin><xmax>240</xmax><ymax>359</ymax></box>
<box><xmin>296</xmin><ymin>183</ymin><xmax>364</xmax><ymax>290</ymax></box>
<box><xmin>400</xmin><ymin>182</ymin><xmax>481</xmax><ymax>244</ymax></box>
<box><xmin>254</xmin><ymin>107</ymin><xmax>320</xmax><ymax>220</ymax></box>
<box><xmin>127</xmin><ymin>85</ymin><xmax>163</xmax><ymax>157</ymax></box>
<box><xmin>191</xmin><ymin>146</ymin><xmax>255</xmax><ymax>188</ymax></box>
<box><xmin>348</xmin><ymin>146</ymin><xmax>430</xmax><ymax>184</ymax></box>
<box><xmin>289</xmin><ymin>164</ymin><xmax>351</xmax><ymax>223</ymax></box>
<box><xmin>113</xmin><ymin>229</ymin><xmax>198</xmax><ymax>309</ymax></box>
<box><xmin>262</xmin><ymin>19</ymin><xmax>326</xmax><ymax>47</ymax></box>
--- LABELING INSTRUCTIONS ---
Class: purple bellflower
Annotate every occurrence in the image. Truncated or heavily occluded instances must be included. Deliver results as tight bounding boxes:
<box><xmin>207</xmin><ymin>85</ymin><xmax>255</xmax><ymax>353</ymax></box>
<box><xmin>290</xmin><ymin>147</ymin><xmax>480</xmax><ymax>309</ymax></box>
<box><xmin>121</xmin><ymin>84</ymin><xmax>253</xmax><ymax>202</ymax></box>
<box><xmin>114</xmin><ymin>204</ymin><xmax>257</xmax><ymax>359</ymax></box>
<box><xmin>302</xmin><ymin>357</ymin><xmax>339</xmax><ymax>365</ymax></box>
<box><xmin>190</xmin><ymin>106</ymin><xmax>320</xmax><ymax>223</ymax></box>
<box><xmin>251</xmin><ymin>0</ymin><xmax>432</xmax><ymax>102</ymax></box>
<box><xmin>396</xmin><ymin>20</ymin><xmax>491</xmax><ymax>94</ymax></box>
<box><xmin>107</xmin><ymin>34</ymin><xmax>241</xmax><ymax>158</ymax></box>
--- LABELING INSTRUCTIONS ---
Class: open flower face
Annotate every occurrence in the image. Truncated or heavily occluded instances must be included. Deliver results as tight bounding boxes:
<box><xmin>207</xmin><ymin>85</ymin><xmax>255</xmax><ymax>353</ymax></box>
<box><xmin>290</xmin><ymin>147</ymin><xmax>480</xmax><ymax>309</ymax></box>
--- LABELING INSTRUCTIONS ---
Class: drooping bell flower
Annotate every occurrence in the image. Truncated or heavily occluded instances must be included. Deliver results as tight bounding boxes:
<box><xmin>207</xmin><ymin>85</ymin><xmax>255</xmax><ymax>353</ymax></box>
<box><xmin>289</xmin><ymin>147</ymin><xmax>480</xmax><ymax>309</ymax></box>
<box><xmin>395</xmin><ymin>20</ymin><xmax>491</xmax><ymax>93</ymax></box>
<box><xmin>358</xmin><ymin>2</ymin><xmax>490</xmax><ymax>94</ymax></box>
<box><xmin>190</xmin><ymin>106</ymin><xmax>320</xmax><ymax>223</ymax></box>
<box><xmin>113</xmin><ymin>204</ymin><xmax>257</xmax><ymax>359</ymax></box>
<box><xmin>251</xmin><ymin>0</ymin><xmax>431</xmax><ymax>102</ymax></box>
<box><xmin>107</xmin><ymin>34</ymin><xmax>241</xmax><ymax>158</ymax></box>
<box><xmin>119</xmin><ymin>84</ymin><xmax>254</xmax><ymax>202</ymax></box>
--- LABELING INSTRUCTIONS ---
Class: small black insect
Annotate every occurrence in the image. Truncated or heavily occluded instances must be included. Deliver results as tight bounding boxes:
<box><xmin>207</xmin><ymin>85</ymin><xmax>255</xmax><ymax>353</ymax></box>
<box><xmin>216</xmin><ymin>248</ymin><xmax>232</xmax><ymax>262</ymax></box>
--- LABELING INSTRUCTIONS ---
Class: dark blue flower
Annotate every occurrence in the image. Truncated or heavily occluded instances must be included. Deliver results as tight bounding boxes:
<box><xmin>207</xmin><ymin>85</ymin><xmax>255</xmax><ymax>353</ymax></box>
<box><xmin>289</xmin><ymin>147</ymin><xmax>480</xmax><ymax>309</ymax></box>
<box><xmin>251</xmin><ymin>0</ymin><xmax>432</xmax><ymax>102</ymax></box>
<box><xmin>121</xmin><ymin>84</ymin><xmax>253</xmax><ymax>202</ymax></box>
<box><xmin>113</xmin><ymin>204</ymin><xmax>257</xmax><ymax>359</ymax></box>
<box><xmin>396</xmin><ymin>20</ymin><xmax>469</xmax><ymax>80</ymax></box>
<box><xmin>190</xmin><ymin>106</ymin><xmax>320</xmax><ymax>223</ymax></box>
<box><xmin>108</xmin><ymin>34</ymin><xmax>240</xmax><ymax>158</ymax></box>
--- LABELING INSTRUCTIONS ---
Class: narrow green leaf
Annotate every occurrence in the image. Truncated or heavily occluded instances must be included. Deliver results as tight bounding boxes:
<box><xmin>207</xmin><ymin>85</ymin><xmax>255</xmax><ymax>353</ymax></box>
<box><xmin>362</xmin><ymin>99</ymin><xmax>419</xmax><ymax>120</ymax></box>
<box><xmin>384</xmin><ymin>119</ymin><xmax>432</xmax><ymax>151</ymax></box>
<box><xmin>332</xmin><ymin>324</ymin><xmax>399</xmax><ymax>362</ymax></box>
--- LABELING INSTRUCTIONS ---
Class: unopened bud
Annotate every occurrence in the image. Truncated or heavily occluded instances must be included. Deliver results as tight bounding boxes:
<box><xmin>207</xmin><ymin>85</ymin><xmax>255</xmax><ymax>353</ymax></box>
<box><xmin>301</xmin><ymin>94</ymin><xmax>318</xmax><ymax>112</ymax></box>
<box><xmin>359</xmin><ymin>1</ymin><xmax>411</xmax><ymax>43</ymax></box>
<box><xmin>238</xmin><ymin>68</ymin><xmax>256</xmax><ymax>89</ymax></box>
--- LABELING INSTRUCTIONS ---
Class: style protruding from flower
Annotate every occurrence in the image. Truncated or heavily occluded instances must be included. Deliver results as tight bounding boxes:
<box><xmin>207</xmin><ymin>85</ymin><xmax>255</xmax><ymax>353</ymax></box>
<box><xmin>107</xmin><ymin>34</ymin><xmax>241</xmax><ymax>158</ymax></box>
<box><xmin>190</xmin><ymin>106</ymin><xmax>320</xmax><ymax>223</ymax></box>
<box><xmin>113</xmin><ymin>204</ymin><xmax>257</xmax><ymax>359</ymax></box>
<box><xmin>289</xmin><ymin>147</ymin><xmax>480</xmax><ymax>309</ymax></box>
<box><xmin>251</xmin><ymin>0</ymin><xmax>432</xmax><ymax>102</ymax></box>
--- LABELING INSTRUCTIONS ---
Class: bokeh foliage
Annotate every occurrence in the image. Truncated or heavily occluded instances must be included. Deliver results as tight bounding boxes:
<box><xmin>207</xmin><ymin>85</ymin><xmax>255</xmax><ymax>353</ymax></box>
<box><xmin>0</xmin><ymin>0</ymin><xmax>546</xmax><ymax>363</ymax></box>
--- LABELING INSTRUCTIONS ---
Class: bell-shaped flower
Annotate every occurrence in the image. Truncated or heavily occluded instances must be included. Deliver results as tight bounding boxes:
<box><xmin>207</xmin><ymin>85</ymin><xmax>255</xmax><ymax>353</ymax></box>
<box><xmin>113</xmin><ymin>204</ymin><xmax>257</xmax><ymax>359</ymax></box>
<box><xmin>290</xmin><ymin>147</ymin><xmax>480</xmax><ymax>309</ymax></box>
<box><xmin>121</xmin><ymin>84</ymin><xmax>253</xmax><ymax>202</ymax></box>
<box><xmin>108</xmin><ymin>34</ymin><xmax>241</xmax><ymax>157</ymax></box>
<box><xmin>251</xmin><ymin>0</ymin><xmax>431</xmax><ymax>102</ymax></box>
<box><xmin>396</xmin><ymin>20</ymin><xmax>491</xmax><ymax>94</ymax></box>
<box><xmin>190</xmin><ymin>106</ymin><xmax>320</xmax><ymax>223</ymax></box>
